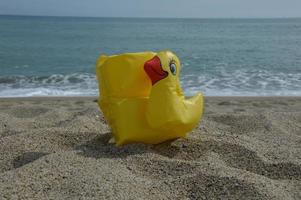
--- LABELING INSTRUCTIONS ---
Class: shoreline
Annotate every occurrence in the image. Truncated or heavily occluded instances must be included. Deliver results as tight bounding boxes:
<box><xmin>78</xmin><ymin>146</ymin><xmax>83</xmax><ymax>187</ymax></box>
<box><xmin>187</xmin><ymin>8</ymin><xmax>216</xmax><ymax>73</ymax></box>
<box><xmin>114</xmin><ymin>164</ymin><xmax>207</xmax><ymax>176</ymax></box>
<box><xmin>1</xmin><ymin>95</ymin><xmax>301</xmax><ymax>101</ymax></box>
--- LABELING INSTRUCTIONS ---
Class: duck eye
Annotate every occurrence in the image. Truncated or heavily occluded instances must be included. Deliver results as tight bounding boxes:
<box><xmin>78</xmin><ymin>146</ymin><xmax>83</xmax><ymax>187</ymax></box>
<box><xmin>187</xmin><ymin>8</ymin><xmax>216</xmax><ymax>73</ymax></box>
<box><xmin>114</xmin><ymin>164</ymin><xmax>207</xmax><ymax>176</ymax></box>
<box><xmin>169</xmin><ymin>62</ymin><xmax>177</xmax><ymax>75</ymax></box>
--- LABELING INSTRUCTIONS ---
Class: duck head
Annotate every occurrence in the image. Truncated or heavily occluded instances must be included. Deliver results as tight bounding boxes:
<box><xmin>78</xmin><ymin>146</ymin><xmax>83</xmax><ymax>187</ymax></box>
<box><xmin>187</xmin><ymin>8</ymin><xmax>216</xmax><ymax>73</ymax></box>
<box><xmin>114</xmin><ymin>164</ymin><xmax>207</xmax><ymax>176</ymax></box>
<box><xmin>144</xmin><ymin>51</ymin><xmax>181</xmax><ymax>87</ymax></box>
<box><xmin>144</xmin><ymin>51</ymin><xmax>203</xmax><ymax>133</ymax></box>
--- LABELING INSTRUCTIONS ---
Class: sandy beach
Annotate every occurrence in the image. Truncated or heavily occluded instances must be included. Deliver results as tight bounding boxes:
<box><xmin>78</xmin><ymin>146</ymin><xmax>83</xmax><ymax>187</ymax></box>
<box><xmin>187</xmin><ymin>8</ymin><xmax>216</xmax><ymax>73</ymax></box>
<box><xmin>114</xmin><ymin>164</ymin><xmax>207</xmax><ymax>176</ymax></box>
<box><xmin>0</xmin><ymin>96</ymin><xmax>300</xmax><ymax>199</ymax></box>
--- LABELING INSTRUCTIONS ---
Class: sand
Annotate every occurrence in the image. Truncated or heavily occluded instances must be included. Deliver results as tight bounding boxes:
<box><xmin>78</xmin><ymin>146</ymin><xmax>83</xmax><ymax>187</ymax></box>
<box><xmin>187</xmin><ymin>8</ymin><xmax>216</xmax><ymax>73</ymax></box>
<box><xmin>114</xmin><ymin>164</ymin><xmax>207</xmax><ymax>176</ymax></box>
<box><xmin>0</xmin><ymin>96</ymin><xmax>300</xmax><ymax>200</ymax></box>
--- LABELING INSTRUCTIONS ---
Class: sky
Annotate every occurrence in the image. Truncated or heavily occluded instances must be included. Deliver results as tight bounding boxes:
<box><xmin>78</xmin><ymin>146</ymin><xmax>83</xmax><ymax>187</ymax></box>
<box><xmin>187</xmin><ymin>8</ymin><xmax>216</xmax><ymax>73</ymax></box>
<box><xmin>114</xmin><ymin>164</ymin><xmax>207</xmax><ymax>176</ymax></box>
<box><xmin>0</xmin><ymin>0</ymin><xmax>301</xmax><ymax>18</ymax></box>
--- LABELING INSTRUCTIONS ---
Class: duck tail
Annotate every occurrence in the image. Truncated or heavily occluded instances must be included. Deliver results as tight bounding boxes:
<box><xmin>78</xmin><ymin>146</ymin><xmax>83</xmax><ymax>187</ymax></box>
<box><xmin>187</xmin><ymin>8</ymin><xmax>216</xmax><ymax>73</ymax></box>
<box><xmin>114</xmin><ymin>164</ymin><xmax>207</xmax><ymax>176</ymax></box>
<box><xmin>96</xmin><ymin>54</ymin><xmax>108</xmax><ymax>83</ymax></box>
<box><xmin>96</xmin><ymin>55</ymin><xmax>108</xmax><ymax>69</ymax></box>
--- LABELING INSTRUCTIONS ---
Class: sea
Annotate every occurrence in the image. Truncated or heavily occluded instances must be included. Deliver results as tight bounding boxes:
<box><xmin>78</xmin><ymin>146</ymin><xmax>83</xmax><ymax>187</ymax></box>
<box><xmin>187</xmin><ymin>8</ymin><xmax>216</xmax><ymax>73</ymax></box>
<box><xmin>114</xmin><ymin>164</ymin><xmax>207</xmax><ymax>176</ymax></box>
<box><xmin>0</xmin><ymin>15</ymin><xmax>301</xmax><ymax>97</ymax></box>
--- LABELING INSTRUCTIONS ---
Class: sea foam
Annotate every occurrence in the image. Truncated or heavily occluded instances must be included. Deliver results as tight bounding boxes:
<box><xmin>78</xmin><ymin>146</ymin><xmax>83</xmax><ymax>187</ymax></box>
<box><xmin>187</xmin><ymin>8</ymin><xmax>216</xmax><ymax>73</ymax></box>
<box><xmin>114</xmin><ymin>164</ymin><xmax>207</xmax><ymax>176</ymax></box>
<box><xmin>0</xmin><ymin>69</ymin><xmax>300</xmax><ymax>97</ymax></box>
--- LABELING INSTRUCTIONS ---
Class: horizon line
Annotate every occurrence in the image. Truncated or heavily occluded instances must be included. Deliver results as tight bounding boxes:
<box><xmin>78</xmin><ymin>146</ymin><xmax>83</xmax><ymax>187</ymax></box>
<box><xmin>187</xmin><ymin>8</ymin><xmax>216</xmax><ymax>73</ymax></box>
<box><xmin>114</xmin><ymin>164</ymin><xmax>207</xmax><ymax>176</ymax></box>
<box><xmin>1</xmin><ymin>14</ymin><xmax>301</xmax><ymax>20</ymax></box>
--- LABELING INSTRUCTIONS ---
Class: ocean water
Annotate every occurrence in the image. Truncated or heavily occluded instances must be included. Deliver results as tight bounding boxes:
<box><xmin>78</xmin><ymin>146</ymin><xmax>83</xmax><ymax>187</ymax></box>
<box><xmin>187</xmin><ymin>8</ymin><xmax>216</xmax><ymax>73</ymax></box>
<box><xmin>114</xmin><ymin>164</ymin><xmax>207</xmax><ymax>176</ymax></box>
<box><xmin>0</xmin><ymin>15</ymin><xmax>301</xmax><ymax>97</ymax></box>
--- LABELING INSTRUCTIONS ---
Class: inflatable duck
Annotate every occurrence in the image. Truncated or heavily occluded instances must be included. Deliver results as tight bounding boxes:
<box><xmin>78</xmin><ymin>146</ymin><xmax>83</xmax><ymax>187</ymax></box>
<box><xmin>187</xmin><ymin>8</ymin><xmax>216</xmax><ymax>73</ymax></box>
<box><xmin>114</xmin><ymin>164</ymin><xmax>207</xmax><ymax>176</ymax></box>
<box><xmin>96</xmin><ymin>51</ymin><xmax>204</xmax><ymax>146</ymax></box>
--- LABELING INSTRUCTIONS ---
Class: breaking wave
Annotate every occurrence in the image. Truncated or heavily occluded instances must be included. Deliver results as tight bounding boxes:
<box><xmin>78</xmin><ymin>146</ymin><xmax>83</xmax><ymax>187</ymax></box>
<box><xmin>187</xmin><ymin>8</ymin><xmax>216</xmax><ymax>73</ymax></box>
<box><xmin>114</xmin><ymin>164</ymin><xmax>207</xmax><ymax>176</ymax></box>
<box><xmin>0</xmin><ymin>69</ymin><xmax>300</xmax><ymax>97</ymax></box>
<box><xmin>0</xmin><ymin>73</ymin><xmax>98</xmax><ymax>97</ymax></box>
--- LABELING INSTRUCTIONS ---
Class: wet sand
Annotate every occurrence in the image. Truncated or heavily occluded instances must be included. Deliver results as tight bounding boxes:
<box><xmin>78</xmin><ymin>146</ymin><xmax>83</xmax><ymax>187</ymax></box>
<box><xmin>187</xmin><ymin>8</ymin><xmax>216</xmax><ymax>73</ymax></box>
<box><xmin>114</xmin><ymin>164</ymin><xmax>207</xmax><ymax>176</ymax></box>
<box><xmin>0</xmin><ymin>96</ymin><xmax>300</xmax><ymax>199</ymax></box>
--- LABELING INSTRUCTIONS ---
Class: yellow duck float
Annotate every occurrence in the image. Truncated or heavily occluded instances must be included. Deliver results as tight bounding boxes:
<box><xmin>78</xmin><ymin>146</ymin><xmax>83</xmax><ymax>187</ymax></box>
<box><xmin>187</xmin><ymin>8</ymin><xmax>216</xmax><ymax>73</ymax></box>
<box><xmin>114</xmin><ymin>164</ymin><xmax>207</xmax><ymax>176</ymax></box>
<box><xmin>96</xmin><ymin>51</ymin><xmax>204</xmax><ymax>146</ymax></box>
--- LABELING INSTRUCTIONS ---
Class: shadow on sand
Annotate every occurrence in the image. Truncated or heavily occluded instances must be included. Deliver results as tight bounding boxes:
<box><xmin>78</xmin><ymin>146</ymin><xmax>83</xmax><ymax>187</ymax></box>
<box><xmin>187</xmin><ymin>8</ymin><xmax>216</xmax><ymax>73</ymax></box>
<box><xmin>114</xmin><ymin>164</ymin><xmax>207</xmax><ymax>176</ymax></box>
<box><xmin>74</xmin><ymin>132</ymin><xmax>182</xmax><ymax>159</ymax></box>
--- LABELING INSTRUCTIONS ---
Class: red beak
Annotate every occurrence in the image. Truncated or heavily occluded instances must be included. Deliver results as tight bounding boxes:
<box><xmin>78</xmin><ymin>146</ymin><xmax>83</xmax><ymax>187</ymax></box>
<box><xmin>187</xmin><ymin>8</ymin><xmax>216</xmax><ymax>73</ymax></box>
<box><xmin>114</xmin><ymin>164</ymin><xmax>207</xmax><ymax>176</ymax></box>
<box><xmin>144</xmin><ymin>56</ymin><xmax>168</xmax><ymax>85</ymax></box>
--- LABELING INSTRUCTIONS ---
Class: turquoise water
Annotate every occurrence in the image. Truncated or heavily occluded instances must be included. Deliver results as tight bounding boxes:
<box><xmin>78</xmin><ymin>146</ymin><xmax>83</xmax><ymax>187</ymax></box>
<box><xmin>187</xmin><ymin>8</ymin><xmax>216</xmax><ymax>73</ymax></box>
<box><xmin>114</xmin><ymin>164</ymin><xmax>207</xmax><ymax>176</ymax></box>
<box><xmin>0</xmin><ymin>15</ymin><xmax>301</xmax><ymax>96</ymax></box>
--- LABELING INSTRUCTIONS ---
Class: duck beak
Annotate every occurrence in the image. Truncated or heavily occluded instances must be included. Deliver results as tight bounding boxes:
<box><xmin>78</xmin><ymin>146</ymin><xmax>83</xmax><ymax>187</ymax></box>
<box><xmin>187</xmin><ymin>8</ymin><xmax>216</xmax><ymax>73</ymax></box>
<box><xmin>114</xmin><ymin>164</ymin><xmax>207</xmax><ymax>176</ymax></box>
<box><xmin>144</xmin><ymin>56</ymin><xmax>168</xmax><ymax>85</ymax></box>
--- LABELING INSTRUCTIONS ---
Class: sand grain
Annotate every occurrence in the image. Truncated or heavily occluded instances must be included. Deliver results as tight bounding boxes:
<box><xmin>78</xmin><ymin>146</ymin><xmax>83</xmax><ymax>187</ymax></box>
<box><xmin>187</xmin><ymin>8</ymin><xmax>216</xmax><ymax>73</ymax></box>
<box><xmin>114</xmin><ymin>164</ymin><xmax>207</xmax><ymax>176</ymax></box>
<box><xmin>0</xmin><ymin>97</ymin><xmax>300</xmax><ymax>199</ymax></box>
